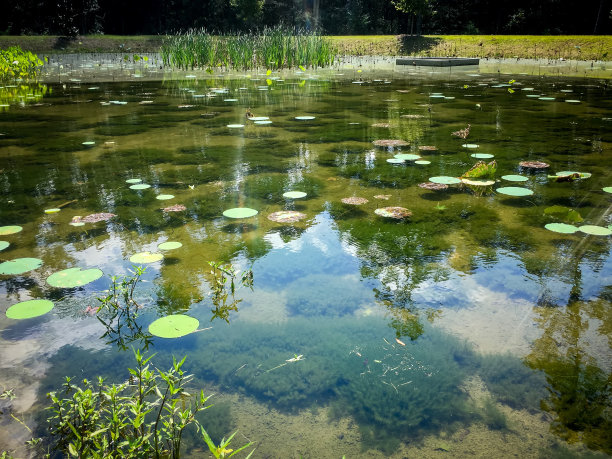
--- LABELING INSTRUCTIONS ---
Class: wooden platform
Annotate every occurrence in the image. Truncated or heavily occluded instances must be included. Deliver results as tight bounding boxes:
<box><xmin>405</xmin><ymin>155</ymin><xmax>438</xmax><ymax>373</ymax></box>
<box><xmin>396</xmin><ymin>57</ymin><xmax>480</xmax><ymax>67</ymax></box>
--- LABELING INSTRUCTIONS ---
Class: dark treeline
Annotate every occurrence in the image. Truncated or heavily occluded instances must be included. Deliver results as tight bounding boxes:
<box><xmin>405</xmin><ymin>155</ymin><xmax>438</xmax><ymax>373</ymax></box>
<box><xmin>1</xmin><ymin>0</ymin><xmax>610</xmax><ymax>36</ymax></box>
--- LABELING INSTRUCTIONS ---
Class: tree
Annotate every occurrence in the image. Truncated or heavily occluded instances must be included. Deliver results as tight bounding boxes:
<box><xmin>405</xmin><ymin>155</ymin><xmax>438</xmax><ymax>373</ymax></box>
<box><xmin>390</xmin><ymin>0</ymin><xmax>429</xmax><ymax>34</ymax></box>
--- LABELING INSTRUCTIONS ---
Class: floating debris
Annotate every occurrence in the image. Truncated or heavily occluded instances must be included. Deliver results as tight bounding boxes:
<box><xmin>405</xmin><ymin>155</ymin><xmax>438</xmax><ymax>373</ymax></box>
<box><xmin>163</xmin><ymin>204</ymin><xmax>187</xmax><ymax>212</ymax></box>
<box><xmin>418</xmin><ymin>182</ymin><xmax>448</xmax><ymax>191</ymax></box>
<box><xmin>372</xmin><ymin>139</ymin><xmax>409</xmax><ymax>147</ymax></box>
<box><xmin>374</xmin><ymin>207</ymin><xmax>412</xmax><ymax>219</ymax></box>
<box><xmin>80</xmin><ymin>213</ymin><xmax>117</xmax><ymax>223</ymax></box>
<box><xmin>418</xmin><ymin>145</ymin><xmax>437</xmax><ymax>151</ymax></box>
<box><xmin>451</xmin><ymin>124</ymin><xmax>471</xmax><ymax>139</ymax></box>
<box><xmin>341</xmin><ymin>197</ymin><xmax>369</xmax><ymax>205</ymax></box>
<box><xmin>519</xmin><ymin>160</ymin><xmax>549</xmax><ymax>169</ymax></box>
<box><xmin>374</xmin><ymin>195</ymin><xmax>391</xmax><ymax>200</ymax></box>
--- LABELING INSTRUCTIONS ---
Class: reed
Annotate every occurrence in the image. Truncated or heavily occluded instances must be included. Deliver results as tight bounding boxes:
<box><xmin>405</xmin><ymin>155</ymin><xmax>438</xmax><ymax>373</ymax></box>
<box><xmin>161</xmin><ymin>26</ymin><xmax>336</xmax><ymax>71</ymax></box>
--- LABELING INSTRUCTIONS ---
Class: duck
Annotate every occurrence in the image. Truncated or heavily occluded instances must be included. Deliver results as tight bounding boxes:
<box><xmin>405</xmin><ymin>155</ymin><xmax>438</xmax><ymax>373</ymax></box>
<box><xmin>451</xmin><ymin>124</ymin><xmax>471</xmax><ymax>139</ymax></box>
<box><xmin>245</xmin><ymin>108</ymin><xmax>254</xmax><ymax>120</ymax></box>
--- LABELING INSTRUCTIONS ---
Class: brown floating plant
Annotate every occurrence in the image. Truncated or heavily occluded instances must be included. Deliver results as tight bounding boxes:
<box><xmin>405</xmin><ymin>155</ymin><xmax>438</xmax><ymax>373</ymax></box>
<box><xmin>418</xmin><ymin>182</ymin><xmax>449</xmax><ymax>191</ymax></box>
<box><xmin>341</xmin><ymin>197</ymin><xmax>369</xmax><ymax>205</ymax></box>
<box><xmin>267</xmin><ymin>211</ymin><xmax>307</xmax><ymax>223</ymax></box>
<box><xmin>372</xmin><ymin>139</ymin><xmax>409</xmax><ymax>147</ymax></box>
<box><xmin>519</xmin><ymin>160</ymin><xmax>550</xmax><ymax>169</ymax></box>
<box><xmin>162</xmin><ymin>204</ymin><xmax>187</xmax><ymax>212</ymax></box>
<box><xmin>374</xmin><ymin>207</ymin><xmax>412</xmax><ymax>219</ymax></box>
<box><xmin>78</xmin><ymin>213</ymin><xmax>117</xmax><ymax>223</ymax></box>
<box><xmin>418</xmin><ymin>145</ymin><xmax>437</xmax><ymax>151</ymax></box>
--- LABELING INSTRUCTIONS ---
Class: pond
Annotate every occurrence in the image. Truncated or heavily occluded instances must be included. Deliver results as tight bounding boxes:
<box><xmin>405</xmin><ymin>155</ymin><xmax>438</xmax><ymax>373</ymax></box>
<box><xmin>0</xmin><ymin>65</ymin><xmax>611</xmax><ymax>458</ymax></box>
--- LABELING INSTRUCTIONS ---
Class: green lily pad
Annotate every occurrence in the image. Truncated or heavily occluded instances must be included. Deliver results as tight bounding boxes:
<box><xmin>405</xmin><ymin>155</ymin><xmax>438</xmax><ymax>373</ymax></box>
<box><xmin>394</xmin><ymin>153</ymin><xmax>421</xmax><ymax>161</ymax></box>
<box><xmin>461</xmin><ymin>179</ymin><xmax>495</xmax><ymax>186</ymax></box>
<box><xmin>158</xmin><ymin>241</ymin><xmax>183</xmax><ymax>251</ymax></box>
<box><xmin>387</xmin><ymin>158</ymin><xmax>405</xmax><ymax>164</ymax></box>
<box><xmin>295</xmin><ymin>116</ymin><xmax>315</xmax><ymax>120</ymax></box>
<box><xmin>0</xmin><ymin>241</ymin><xmax>9</xmax><ymax>251</ymax></box>
<box><xmin>44</xmin><ymin>208</ymin><xmax>61</xmax><ymax>214</ymax></box>
<box><xmin>496</xmin><ymin>187</ymin><xmax>534</xmax><ymax>197</ymax></box>
<box><xmin>555</xmin><ymin>171</ymin><xmax>591</xmax><ymax>179</ymax></box>
<box><xmin>223</xmin><ymin>208</ymin><xmax>258</xmax><ymax>218</ymax></box>
<box><xmin>502</xmin><ymin>175</ymin><xmax>528</xmax><ymax>182</ymax></box>
<box><xmin>283</xmin><ymin>191</ymin><xmax>307</xmax><ymax>199</ymax></box>
<box><xmin>0</xmin><ymin>258</ymin><xmax>43</xmax><ymax>275</ymax></box>
<box><xmin>0</xmin><ymin>225</ymin><xmax>22</xmax><ymax>235</ymax></box>
<box><xmin>538</xmin><ymin>97</ymin><xmax>555</xmax><ymax>101</ymax></box>
<box><xmin>227</xmin><ymin>124</ymin><xmax>244</xmax><ymax>128</ymax></box>
<box><xmin>462</xmin><ymin>144</ymin><xmax>479</xmax><ymax>149</ymax></box>
<box><xmin>374</xmin><ymin>207</ymin><xmax>412</xmax><ymax>219</ymax></box>
<box><xmin>248</xmin><ymin>116</ymin><xmax>269</xmax><ymax>121</ymax></box>
<box><xmin>603</xmin><ymin>187</ymin><xmax>612</xmax><ymax>193</ymax></box>
<box><xmin>156</xmin><ymin>194</ymin><xmax>175</xmax><ymax>200</ymax></box>
<box><xmin>565</xmin><ymin>100</ymin><xmax>581</xmax><ymax>103</ymax></box>
<box><xmin>130</xmin><ymin>184</ymin><xmax>151</xmax><ymax>190</ymax></box>
<box><xmin>6</xmin><ymin>299</ymin><xmax>54</xmax><ymax>319</ymax></box>
<box><xmin>471</xmin><ymin>153</ymin><xmax>494</xmax><ymax>159</ymax></box>
<box><xmin>254</xmin><ymin>120</ymin><xmax>273</xmax><ymax>125</ymax></box>
<box><xmin>545</xmin><ymin>223</ymin><xmax>579</xmax><ymax>234</ymax></box>
<box><xmin>579</xmin><ymin>225</ymin><xmax>612</xmax><ymax>236</ymax></box>
<box><xmin>47</xmin><ymin>267</ymin><xmax>104</xmax><ymax>288</ymax></box>
<box><xmin>415</xmin><ymin>160</ymin><xmax>431</xmax><ymax>165</ymax></box>
<box><xmin>126</xmin><ymin>178</ymin><xmax>142</xmax><ymax>184</ymax></box>
<box><xmin>429</xmin><ymin>176</ymin><xmax>461</xmax><ymax>185</ymax></box>
<box><xmin>82</xmin><ymin>141</ymin><xmax>95</xmax><ymax>146</ymax></box>
<box><xmin>149</xmin><ymin>314</ymin><xmax>199</xmax><ymax>338</ymax></box>
<box><xmin>130</xmin><ymin>252</ymin><xmax>164</xmax><ymax>263</ymax></box>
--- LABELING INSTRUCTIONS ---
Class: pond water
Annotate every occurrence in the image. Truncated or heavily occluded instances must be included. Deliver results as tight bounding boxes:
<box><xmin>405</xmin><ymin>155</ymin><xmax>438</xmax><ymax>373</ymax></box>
<box><xmin>0</xmin><ymin>67</ymin><xmax>611</xmax><ymax>458</ymax></box>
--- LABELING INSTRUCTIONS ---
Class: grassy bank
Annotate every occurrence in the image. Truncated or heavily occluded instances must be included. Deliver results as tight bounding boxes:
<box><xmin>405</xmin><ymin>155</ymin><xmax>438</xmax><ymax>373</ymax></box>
<box><xmin>0</xmin><ymin>34</ymin><xmax>610</xmax><ymax>61</ymax></box>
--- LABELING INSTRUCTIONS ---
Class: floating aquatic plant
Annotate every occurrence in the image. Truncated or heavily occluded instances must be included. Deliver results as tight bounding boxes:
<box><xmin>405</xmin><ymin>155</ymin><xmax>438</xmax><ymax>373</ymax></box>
<box><xmin>461</xmin><ymin>161</ymin><xmax>497</xmax><ymax>179</ymax></box>
<box><xmin>418</xmin><ymin>145</ymin><xmax>437</xmax><ymax>151</ymax></box>
<box><xmin>149</xmin><ymin>314</ymin><xmax>199</xmax><ymax>338</ymax></box>
<box><xmin>342</xmin><ymin>197</ymin><xmax>369</xmax><ymax>205</ymax></box>
<box><xmin>604</xmin><ymin>187</ymin><xmax>612</xmax><ymax>194</ymax></box>
<box><xmin>373</xmin><ymin>139</ymin><xmax>409</xmax><ymax>147</ymax></box>
<box><xmin>223</xmin><ymin>208</ymin><xmax>258</xmax><ymax>218</ymax></box>
<box><xmin>129</xmin><ymin>252</ymin><xmax>164</xmax><ymax>263</ymax></box>
<box><xmin>374</xmin><ymin>195</ymin><xmax>391</xmax><ymax>200</ymax></box>
<box><xmin>461</xmin><ymin>179</ymin><xmax>495</xmax><ymax>186</ymax></box>
<box><xmin>496</xmin><ymin>187</ymin><xmax>534</xmax><ymax>197</ymax></box>
<box><xmin>158</xmin><ymin>241</ymin><xmax>183</xmax><ymax>250</ymax></box>
<box><xmin>0</xmin><ymin>225</ymin><xmax>22</xmax><ymax>235</ymax></box>
<box><xmin>394</xmin><ymin>153</ymin><xmax>421</xmax><ymax>161</ymax></box>
<box><xmin>415</xmin><ymin>160</ymin><xmax>431</xmax><ymax>165</ymax></box>
<box><xmin>544</xmin><ymin>206</ymin><xmax>583</xmax><ymax>223</ymax></box>
<box><xmin>80</xmin><ymin>213</ymin><xmax>117</xmax><ymax>223</ymax></box>
<box><xmin>44</xmin><ymin>208</ymin><xmax>61</xmax><ymax>214</ymax></box>
<box><xmin>461</xmin><ymin>144</ymin><xmax>478</xmax><ymax>149</ymax></box>
<box><xmin>0</xmin><ymin>257</ymin><xmax>43</xmax><ymax>275</ymax></box>
<box><xmin>429</xmin><ymin>176</ymin><xmax>461</xmax><ymax>185</ymax></box>
<box><xmin>371</xmin><ymin>123</ymin><xmax>391</xmax><ymax>128</ymax></box>
<box><xmin>156</xmin><ymin>194</ymin><xmax>175</xmax><ymax>200</ymax></box>
<box><xmin>227</xmin><ymin>124</ymin><xmax>244</xmax><ymax>128</ymax></box>
<box><xmin>374</xmin><ymin>207</ymin><xmax>412</xmax><ymax>219</ymax></box>
<box><xmin>387</xmin><ymin>158</ymin><xmax>405</xmax><ymax>164</ymax></box>
<box><xmin>578</xmin><ymin>225</ymin><xmax>612</xmax><ymax>236</ymax></box>
<box><xmin>471</xmin><ymin>153</ymin><xmax>494</xmax><ymax>159</ymax></box>
<box><xmin>502</xmin><ymin>175</ymin><xmax>528</xmax><ymax>182</ymax></box>
<box><xmin>544</xmin><ymin>223</ymin><xmax>579</xmax><ymax>234</ymax></box>
<box><xmin>282</xmin><ymin>191</ymin><xmax>307</xmax><ymax>199</ymax></box>
<box><xmin>0</xmin><ymin>241</ymin><xmax>8</xmax><ymax>251</ymax></box>
<box><xmin>6</xmin><ymin>299</ymin><xmax>54</xmax><ymax>319</ymax></box>
<box><xmin>129</xmin><ymin>183</ymin><xmax>151</xmax><ymax>190</ymax></box>
<box><xmin>295</xmin><ymin>116</ymin><xmax>315</xmax><ymax>120</ymax></box>
<box><xmin>47</xmin><ymin>267</ymin><xmax>104</xmax><ymax>288</ymax></box>
<box><xmin>267</xmin><ymin>211</ymin><xmax>307</xmax><ymax>223</ymax></box>
<box><xmin>519</xmin><ymin>161</ymin><xmax>549</xmax><ymax>169</ymax></box>
<box><xmin>418</xmin><ymin>182</ymin><xmax>448</xmax><ymax>191</ymax></box>
<box><xmin>163</xmin><ymin>204</ymin><xmax>187</xmax><ymax>212</ymax></box>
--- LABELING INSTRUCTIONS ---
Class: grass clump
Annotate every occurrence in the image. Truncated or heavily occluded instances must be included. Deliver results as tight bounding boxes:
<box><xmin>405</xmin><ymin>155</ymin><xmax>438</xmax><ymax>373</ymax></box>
<box><xmin>161</xmin><ymin>26</ymin><xmax>336</xmax><ymax>71</ymax></box>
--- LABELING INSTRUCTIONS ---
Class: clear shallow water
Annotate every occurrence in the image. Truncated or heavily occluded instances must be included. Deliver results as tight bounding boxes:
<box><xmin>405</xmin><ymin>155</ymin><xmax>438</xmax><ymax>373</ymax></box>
<box><xmin>0</xmin><ymin>70</ymin><xmax>611</xmax><ymax>458</ymax></box>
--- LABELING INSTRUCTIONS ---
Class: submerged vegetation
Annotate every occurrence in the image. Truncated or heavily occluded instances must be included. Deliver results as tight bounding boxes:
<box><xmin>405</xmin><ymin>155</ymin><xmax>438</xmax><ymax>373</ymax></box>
<box><xmin>161</xmin><ymin>26</ymin><xmax>336</xmax><ymax>71</ymax></box>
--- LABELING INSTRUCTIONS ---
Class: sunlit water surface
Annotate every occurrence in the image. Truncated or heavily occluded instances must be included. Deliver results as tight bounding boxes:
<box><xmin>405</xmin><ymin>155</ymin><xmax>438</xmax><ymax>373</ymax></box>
<box><xmin>0</xmin><ymin>68</ymin><xmax>611</xmax><ymax>458</ymax></box>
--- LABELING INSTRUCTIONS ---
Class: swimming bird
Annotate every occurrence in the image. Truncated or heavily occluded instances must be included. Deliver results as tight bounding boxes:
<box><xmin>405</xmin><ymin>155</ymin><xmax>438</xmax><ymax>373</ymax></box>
<box><xmin>451</xmin><ymin>124</ymin><xmax>471</xmax><ymax>139</ymax></box>
<box><xmin>245</xmin><ymin>108</ymin><xmax>254</xmax><ymax>119</ymax></box>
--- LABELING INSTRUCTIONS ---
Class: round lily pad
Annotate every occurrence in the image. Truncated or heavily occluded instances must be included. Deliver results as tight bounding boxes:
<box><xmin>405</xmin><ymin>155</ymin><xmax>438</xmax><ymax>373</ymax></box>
<box><xmin>545</xmin><ymin>223</ymin><xmax>578</xmax><ymax>234</ymax></box>
<box><xmin>130</xmin><ymin>184</ymin><xmax>151</xmax><ymax>190</ymax></box>
<box><xmin>156</xmin><ymin>194</ymin><xmax>175</xmax><ymax>200</ymax></box>
<box><xmin>502</xmin><ymin>175</ymin><xmax>528</xmax><ymax>182</ymax></box>
<box><xmin>227</xmin><ymin>124</ymin><xmax>244</xmax><ymax>128</ymax></box>
<box><xmin>0</xmin><ymin>225</ymin><xmax>22</xmax><ymax>235</ymax></box>
<box><xmin>387</xmin><ymin>158</ymin><xmax>405</xmax><ymax>164</ymax></box>
<box><xmin>254</xmin><ymin>120</ymin><xmax>273</xmax><ymax>125</ymax></box>
<box><xmin>415</xmin><ymin>160</ymin><xmax>431</xmax><ymax>165</ymax></box>
<box><xmin>6</xmin><ymin>299</ymin><xmax>54</xmax><ymax>319</ymax></box>
<box><xmin>82</xmin><ymin>141</ymin><xmax>95</xmax><ymax>146</ymax></box>
<box><xmin>126</xmin><ymin>178</ymin><xmax>142</xmax><ymax>184</ymax></box>
<box><xmin>267</xmin><ymin>211</ymin><xmax>307</xmax><ymax>223</ymax></box>
<box><xmin>519</xmin><ymin>161</ymin><xmax>549</xmax><ymax>169</ymax></box>
<box><xmin>579</xmin><ymin>225</ymin><xmax>612</xmax><ymax>236</ymax></box>
<box><xmin>394</xmin><ymin>153</ymin><xmax>421</xmax><ymax>161</ymax></box>
<box><xmin>565</xmin><ymin>99</ymin><xmax>580</xmax><ymax>103</ymax></box>
<box><xmin>462</xmin><ymin>179</ymin><xmax>495</xmax><ymax>186</ymax></box>
<box><xmin>462</xmin><ymin>144</ymin><xmax>479</xmax><ymax>149</ymax></box>
<box><xmin>158</xmin><ymin>241</ymin><xmax>183</xmax><ymax>250</ymax></box>
<box><xmin>283</xmin><ymin>191</ymin><xmax>307</xmax><ymax>199</ymax></box>
<box><xmin>295</xmin><ymin>116</ymin><xmax>315</xmax><ymax>120</ymax></box>
<box><xmin>496</xmin><ymin>187</ymin><xmax>534</xmax><ymax>197</ymax></box>
<box><xmin>556</xmin><ymin>171</ymin><xmax>591</xmax><ymax>179</ymax></box>
<box><xmin>341</xmin><ymin>197</ymin><xmax>369</xmax><ymax>205</ymax></box>
<box><xmin>0</xmin><ymin>258</ymin><xmax>43</xmax><ymax>275</ymax></box>
<box><xmin>69</xmin><ymin>222</ymin><xmax>85</xmax><ymax>227</ymax></box>
<box><xmin>223</xmin><ymin>208</ymin><xmax>258</xmax><ymax>218</ymax></box>
<box><xmin>0</xmin><ymin>241</ymin><xmax>8</xmax><ymax>251</ymax></box>
<box><xmin>419</xmin><ymin>182</ymin><xmax>448</xmax><ymax>191</ymax></box>
<box><xmin>149</xmin><ymin>314</ymin><xmax>199</xmax><ymax>338</ymax></box>
<box><xmin>429</xmin><ymin>176</ymin><xmax>461</xmax><ymax>185</ymax></box>
<box><xmin>603</xmin><ymin>187</ymin><xmax>612</xmax><ymax>193</ymax></box>
<box><xmin>47</xmin><ymin>267</ymin><xmax>103</xmax><ymax>288</ymax></box>
<box><xmin>248</xmin><ymin>116</ymin><xmax>269</xmax><ymax>121</ymax></box>
<box><xmin>44</xmin><ymin>208</ymin><xmax>61</xmax><ymax>214</ymax></box>
<box><xmin>130</xmin><ymin>252</ymin><xmax>164</xmax><ymax>264</ymax></box>
<box><xmin>374</xmin><ymin>207</ymin><xmax>412</xmax><ymax>219</ymax></box>
<box><xmin>471</xmin><ymin>153</ymin><xmax>494</xmax><ymax>159</ymax></box>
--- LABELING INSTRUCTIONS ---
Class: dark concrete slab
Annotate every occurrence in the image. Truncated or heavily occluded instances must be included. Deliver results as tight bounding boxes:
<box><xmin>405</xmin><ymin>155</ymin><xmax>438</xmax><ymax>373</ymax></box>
<box><xmin>397</xmin><ymin>57</ymin><xmax>480</xmax><ymax>67</ymax></box>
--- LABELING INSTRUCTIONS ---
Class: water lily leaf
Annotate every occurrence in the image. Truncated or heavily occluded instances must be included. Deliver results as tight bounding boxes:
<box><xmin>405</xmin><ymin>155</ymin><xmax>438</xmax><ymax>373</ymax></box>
<box><xmin>158</xmin><ymin>241</ymin><xmax>183</xmax><ymax>250</ymax></box>
<box><xmin>579</xmin><ymin>225</ymin><xmax>612</xmax><ymax>236</ymax></box>
<box><xmin>267</xmin><ymin>211</ymin><xmax>307</xmax><ymax>223</ymax></box>
<box><xmin>603</xmin><ymin>187</ymin><xmax>612</xmax><ymax>194</ymax></box>
<box><xmin>461</xmin><ymin>179</ymin><xmax>495</xmax><ymax>186</ymax></box>
<box><xmin>295</xmin><ymin>116</ymin><xmax>315</xmax><ymax>120</ymax></box>
<box><xmin>82</xmin><ymin>141</ymin><xmax>95</xmax><ymax>146</ymax></box>
<box><xmin>394</xmin><ymin>153</ymin><xmax>421</xmax><ymax>161</ymax></box>
<box><xmin>545</xmin><ymin>223</ymin><xmax>578</xmax><ymax>234</ymax></box>
<box><xmin>130</xmin><ymin>184</ymin><xmax>151</xmax><ymax>190</ymax></box>
<box><xmin>6</xmin><ymin>299</ymin><xmax>54</xmax><ymax>319</ymax></box>
<box><xmin>374</xmin><ymin>207</ymin><xmax>412</xmax><ymax>219</ymax></box>
<box><xmin>149</xmin><ymin>314</ymin><xmax>199</xmax><ymax>338</ymax></box>
<box><xmin>470</xmin><ymin>153</ymin><xmax>494</xmax><ymax>159</ymax></box>
<box><xmin>0</xmin><ymin>241</ymin><xmax>9</xmax><ymax>251</ymax></box>
<box><xmin>249</xmin><ymin>116</ymin><xmax>269</xmax><ymax>121</ymax></box>
<box><xmin>44</xmin><ymin>208</ymin><xmax>61</xmax><ymax>214</ymax></box>
<box><xmin>223</xmin><ymin>208</ymin><xmax>258</xmax><ymax>218</ymax></box>
<box><xmin>227</xmin><ymin>124</ymin><xmax>244</xmax><ymax>128</ymax></box>
<box><xmin>341</xmin><ymin>197</ymin><xmax>369</xmax><ymax>205</ymax></box>
<box><xmin>544</xmin><ymin>206</ymin><xmax>583</xmax><ymax>223</ymax></box>
<box><xmin>429</xmin><ymin>176</ymin><xmax>461</xmax><ymax>185</ymax></box>
<box><xmin>519</xmin><ymin>161</ymin><xmax>549</xmax><ymax>169</ymax></box>
<box><xmin>461</xmin><ymin>144</ymin><xmax>479</xmax><ymax>148</ymax></box>
<box><xmin>565</xmin><ymin>99</ymin><xmax>580</xmax><ymax>103</ymax></box>
<box><xmin>0</xmin><ymin>225</ymin><xmax>22</xmax><ymax>235</ymax></box>
<box><xmin>502</xmin><ymin>175</ymin><xmax>528</xmax><ymax>182</ymax></box>
<box><xmin>538</xmin><ymin>97</ymin><xmax>555</xmax><ymax>101</ymax></box>
<box><xmin>254</xmin><ymin>120</ymin><xmax>273</xmax><ymax>125</ymax></box>
<box><xmin>47</xmin><ymin>267</ymin><xmax>103</xmax><ymax>288</ymax></box>
<box><xmin>555</xmin><ymin>171</ymin><xmax>591</xmax><ymax>179</ymax></box>
<box><xmin>283</xmin><ymin>191</ymin><xmax>307</xmax><ymax>199</ymax></box>
<box><xmin>0</xmin><ymin>258</ymin><xmax>43</xmax><ymax>275</ymax></box>
<box><xmin>156</xmin><ymin>194</ymin><xmax>174</xmax><ymax>200</ymax></box>
<box><xmin>496</xmin><ymin>187</ymin><xmax>534</xmax><ymax>197</ymax></box>
<box><xmin>130</xmin><ymin>252</ymin><xmax>164</xmax><ymax>263</ymax></box>
<box><xmin>387</xmin><ymin>158</ymin><xmax>405</xmax><ymax>164</ymax></box>
<box><xmin>415</xmin><ymin>160</ymin><xmax>431</xmax><ymax>165</ymax></box>
<box><xmin>126</xmin><ymin>178</ymin><xmax>142</xmax><ymax>184</ymax></box>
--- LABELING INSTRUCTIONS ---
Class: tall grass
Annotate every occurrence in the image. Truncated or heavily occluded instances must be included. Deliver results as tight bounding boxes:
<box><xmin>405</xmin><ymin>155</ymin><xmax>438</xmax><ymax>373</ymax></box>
<box><xmin>161</xmin><ymin>26</ymin><xmax>336</xmax><ymax>71</ymax></box>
